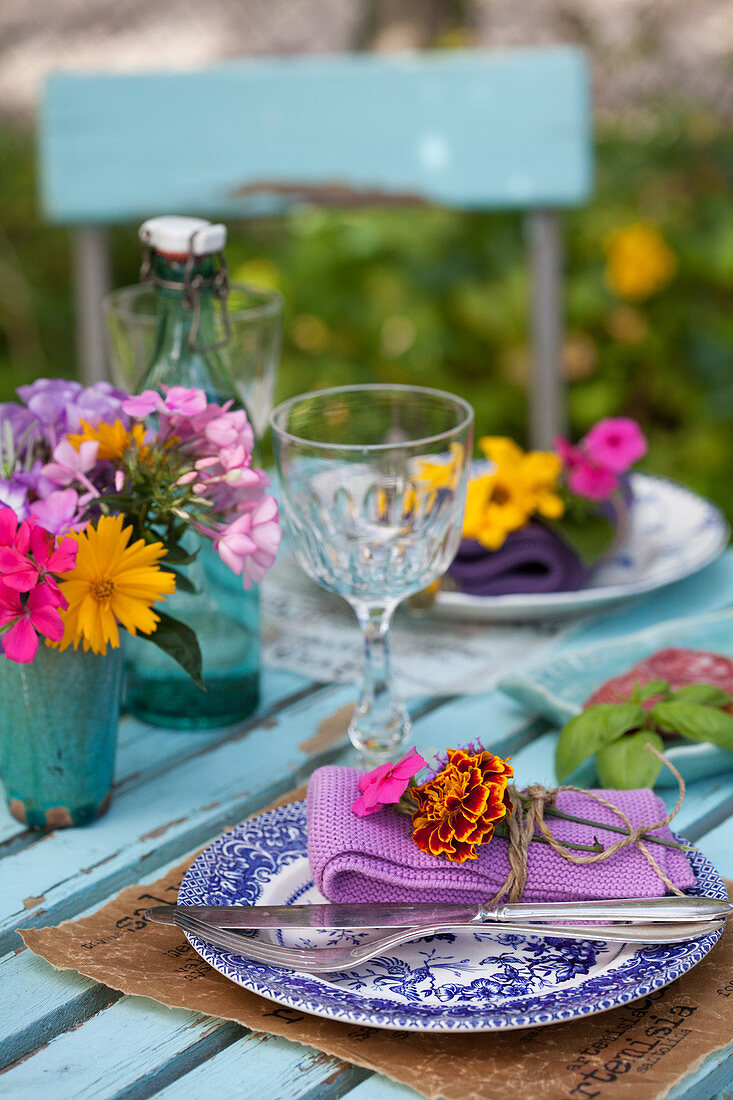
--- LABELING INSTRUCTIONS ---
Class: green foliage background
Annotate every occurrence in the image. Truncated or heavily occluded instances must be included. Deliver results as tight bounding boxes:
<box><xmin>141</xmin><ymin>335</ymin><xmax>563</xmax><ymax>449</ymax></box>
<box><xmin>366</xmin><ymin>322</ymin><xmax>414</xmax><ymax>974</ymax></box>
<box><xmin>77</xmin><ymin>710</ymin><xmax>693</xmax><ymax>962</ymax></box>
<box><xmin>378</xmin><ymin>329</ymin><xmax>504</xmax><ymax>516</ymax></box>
<box><xmin>0</xmin><ymin>105</ymin><xmax>731</xmax><ymax>523</ymax></box>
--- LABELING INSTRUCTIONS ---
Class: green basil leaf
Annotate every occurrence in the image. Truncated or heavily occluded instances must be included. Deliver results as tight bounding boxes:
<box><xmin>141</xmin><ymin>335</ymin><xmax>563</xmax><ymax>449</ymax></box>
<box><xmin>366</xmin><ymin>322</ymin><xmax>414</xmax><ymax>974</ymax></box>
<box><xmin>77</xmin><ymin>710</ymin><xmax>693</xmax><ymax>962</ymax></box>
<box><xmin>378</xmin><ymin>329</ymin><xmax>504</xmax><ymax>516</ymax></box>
<box><xmin>634</xmin><ymin>680</ymin><xmax>671</xmax><ymax>703</ymax></box>
<box><xmin>596</xmin><ymin>731</ymin><xmax>665</xmax><ymax>789</ymax></box>
<box><xmin>650</xmin><ymin>701</ymin><xmax>733</xmax><ymax>750</ymax></box>
<box><xmin>143</xmin><ymin>610</ymin><xmax>205</xmax><ymax>690</ymax></box>
<box><xmin>669</xmin><ymin>684</ymin><xmax>732</xmax><ymax>708</ymax></box>
<box><xmin>555</xmin><ymin>703</ymin><xmax>646</xmax><ymax>781</ymax></box>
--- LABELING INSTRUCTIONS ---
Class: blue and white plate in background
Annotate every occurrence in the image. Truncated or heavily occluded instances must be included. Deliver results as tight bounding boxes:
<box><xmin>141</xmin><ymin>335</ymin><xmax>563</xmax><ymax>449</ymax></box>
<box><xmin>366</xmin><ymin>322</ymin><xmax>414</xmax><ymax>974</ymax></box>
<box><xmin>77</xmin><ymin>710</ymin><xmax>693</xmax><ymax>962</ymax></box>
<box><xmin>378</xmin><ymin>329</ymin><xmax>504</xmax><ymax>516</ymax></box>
<box><xmin>178</xmin><ymin>801</ymin><xmax>725</xmax><ymax>1033</ymax></box>
<box><xmin>434</xmin><ymin>473</ymin><xmax>729</xmax><ymax>622</ymax></box>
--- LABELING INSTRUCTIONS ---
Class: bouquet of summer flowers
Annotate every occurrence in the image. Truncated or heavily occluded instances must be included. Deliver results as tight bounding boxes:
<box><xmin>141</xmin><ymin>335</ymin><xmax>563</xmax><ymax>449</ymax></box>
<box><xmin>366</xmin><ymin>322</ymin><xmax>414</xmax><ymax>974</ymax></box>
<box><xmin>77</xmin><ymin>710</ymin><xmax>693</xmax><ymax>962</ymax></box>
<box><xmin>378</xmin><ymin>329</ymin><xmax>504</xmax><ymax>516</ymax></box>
<box><xmin>0</xmin><ymin>378</ymin><xmax>280</xmax><ymax>677</ymax></box>
<box><xmin>439</xmin><ymin>417</ymin><xmax>647</xmax><ymax>597</ymax></box>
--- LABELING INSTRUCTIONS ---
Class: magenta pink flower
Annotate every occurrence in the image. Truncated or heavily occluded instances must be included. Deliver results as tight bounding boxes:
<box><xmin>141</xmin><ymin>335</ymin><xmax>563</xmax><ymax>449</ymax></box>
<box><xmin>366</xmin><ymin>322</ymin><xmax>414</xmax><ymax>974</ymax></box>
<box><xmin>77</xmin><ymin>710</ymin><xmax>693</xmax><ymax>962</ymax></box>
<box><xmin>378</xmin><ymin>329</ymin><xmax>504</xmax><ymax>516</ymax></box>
<box><xmin>582</xmin><ymin>417</ymin><xmax>648</xmax><ymax>473</ymax></box>
<box><xmin>567</xmin><ymin>462</ymin><xmax>619</xmax><ymax>501</ymax></box>
<box><xmin>554</xmin><ymin>436</ymin><xmax>584</xmax><ymax>471</ymax></box>
<box><xmin>0</xmin><ymin>581</ymin><xmax>66</xmax><ymax>663</ymax></box>
<box><xmin>214</xmin><ymin>496</ymin><xmax>281</xmax><ymax>589</ymax></box>
<box><xmin>352</xmin><ymin>747</ymin><xmax>427</xmax><ymax>817</ymax></box>
<box><xmin>29</xmin><ymin>524</ymin><xmax>77</xmax><ymax>576</ymax></box>
<box><xmin>0</xmin><ymin>508</ymin><xmax>20</xmax><ymax>547</ymax></box>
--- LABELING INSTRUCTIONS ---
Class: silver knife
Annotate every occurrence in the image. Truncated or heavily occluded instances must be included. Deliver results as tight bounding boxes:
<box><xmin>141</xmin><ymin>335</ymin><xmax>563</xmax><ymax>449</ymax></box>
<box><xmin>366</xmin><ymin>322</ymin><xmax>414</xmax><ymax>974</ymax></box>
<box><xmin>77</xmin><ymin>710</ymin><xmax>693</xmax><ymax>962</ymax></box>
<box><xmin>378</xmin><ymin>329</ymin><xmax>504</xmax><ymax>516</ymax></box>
<box><xmin>145</xmin><ymin>896</ymin><xmax>733</xmax><ymax>929</ymax></box>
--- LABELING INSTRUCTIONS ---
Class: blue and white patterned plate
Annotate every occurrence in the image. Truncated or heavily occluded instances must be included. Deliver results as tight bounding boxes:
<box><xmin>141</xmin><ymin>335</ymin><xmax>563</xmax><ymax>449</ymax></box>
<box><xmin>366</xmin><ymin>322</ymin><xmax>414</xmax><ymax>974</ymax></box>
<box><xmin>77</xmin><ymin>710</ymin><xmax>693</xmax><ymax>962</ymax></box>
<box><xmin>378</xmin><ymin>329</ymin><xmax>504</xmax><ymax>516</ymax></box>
<box><xmin>434</xmin><ymin>473</ymin><xmax>729</xmax><ymax>622</ymax></box>
<box><xmin>178</xmin><ymin>801</ymin><xmax>725</xmax><ymax>1032</ymax></box>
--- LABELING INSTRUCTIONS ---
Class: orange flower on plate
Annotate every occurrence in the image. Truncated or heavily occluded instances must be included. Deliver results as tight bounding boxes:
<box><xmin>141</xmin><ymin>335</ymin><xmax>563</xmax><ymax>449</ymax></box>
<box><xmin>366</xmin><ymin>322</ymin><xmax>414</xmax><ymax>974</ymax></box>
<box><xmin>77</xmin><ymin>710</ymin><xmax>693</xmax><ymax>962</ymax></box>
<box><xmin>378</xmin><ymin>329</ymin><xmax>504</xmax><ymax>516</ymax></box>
<box><xmin>410</xmin><ymin>748</ymin><xmax>514</xmax><ymax>863</ymax></box>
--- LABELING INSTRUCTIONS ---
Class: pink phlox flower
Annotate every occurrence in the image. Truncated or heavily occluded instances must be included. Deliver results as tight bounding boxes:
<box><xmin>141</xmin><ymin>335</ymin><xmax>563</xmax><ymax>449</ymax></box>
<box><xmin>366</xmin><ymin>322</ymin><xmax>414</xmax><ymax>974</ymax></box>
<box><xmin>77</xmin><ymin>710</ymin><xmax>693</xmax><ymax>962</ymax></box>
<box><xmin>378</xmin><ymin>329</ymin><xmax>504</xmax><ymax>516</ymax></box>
<box><xmin>28</xmin><ymin>489</ymin><xmax>85</xmax><ymax>536</ymax></box>
<box><xmin>582</xmin><ymin>417</ymin><xmax>648</xmax><ymax>473</ymax></box>
<box><xmin>215</xmin><ymin>495</ymin><xmax>281</xmax><ymax>589</ymax></box>
<box><xmin>43</xmin><ymin>439</ymin><xmax>99</xmax><ymax>488</ymax></box>
<box><xmin>567</xmin><ymin>462</ymin><xmax>619</xmax><ymax>501</ymax></box>
<box><xmin>114</xmin><ymin>469</ymin><xmax>125</xmax><ymax>492</ymax></box>
<box><xmin>0</xmin><ymin>581</ymin><xmax>65</xmax><ymax>663</ymax></box>
<box><xmin>203</xmin><ymin>409</ymin><xmax>254</xmax><ymax>453</ymax></box>
<box><xmin>161</xmin><ymin>385</ymin><xmax>208</xmax><ymax>416</ymax></box>
<box><xmin>352</xmin><ymin>746</ymin><xmax>427</xmax><ymax>817</ymax></box>
<box><xmin>121</xmin><ymin>390</ymin><xmax>164</xmax><ymax>418</ymax></box>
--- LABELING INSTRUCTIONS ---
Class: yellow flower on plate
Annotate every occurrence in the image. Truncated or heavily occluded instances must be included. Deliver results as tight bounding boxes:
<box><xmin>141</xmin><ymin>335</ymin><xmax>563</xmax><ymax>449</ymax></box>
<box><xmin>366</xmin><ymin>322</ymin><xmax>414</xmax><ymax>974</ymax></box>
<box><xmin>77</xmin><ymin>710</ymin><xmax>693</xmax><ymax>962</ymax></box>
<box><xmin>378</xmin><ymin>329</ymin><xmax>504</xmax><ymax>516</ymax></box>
<box><xmin>603</xmin><ymin>223</ymin><xmax>677</xmax><ymax>301</ymax></box>
<box><xmin>462</xmin><ymin>437</ymin><xmax>564</xmax><ymax>551</ymax></box>
<box><xmin>56</xmin><ymin>514</ymin><xmax>176</xmax><ymax>654</ymax></box>
<box><xmin>67</xmin><ymin>418</ymin><xmax>148</xmax><ymax>462</ymax></box>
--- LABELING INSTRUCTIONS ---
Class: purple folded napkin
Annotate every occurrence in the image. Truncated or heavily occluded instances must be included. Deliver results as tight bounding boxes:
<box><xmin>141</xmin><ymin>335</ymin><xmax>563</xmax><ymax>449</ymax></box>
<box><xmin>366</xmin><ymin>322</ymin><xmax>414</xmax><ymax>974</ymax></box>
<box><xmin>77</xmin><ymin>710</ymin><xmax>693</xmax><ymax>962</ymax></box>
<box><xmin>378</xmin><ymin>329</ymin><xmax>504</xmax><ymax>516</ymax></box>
<box><xmin>446</xmin><ymin>522</ymin><xmax>587</xmax><ymax>596</ymax></box>
<box><xmin>306</xmin><ymin>766</ymin><xmax>696</xmax><ymax>904</ymax></box>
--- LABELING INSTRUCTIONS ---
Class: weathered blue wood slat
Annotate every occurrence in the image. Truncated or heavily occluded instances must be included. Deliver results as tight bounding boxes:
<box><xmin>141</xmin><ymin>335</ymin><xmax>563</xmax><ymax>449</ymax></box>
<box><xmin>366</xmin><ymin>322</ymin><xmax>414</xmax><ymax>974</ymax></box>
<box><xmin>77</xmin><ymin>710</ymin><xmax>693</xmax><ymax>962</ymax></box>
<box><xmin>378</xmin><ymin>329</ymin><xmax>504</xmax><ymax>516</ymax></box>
<box><xmin>39</xmin><ymin>47</ymin><xmax>592</xmax><ymax>224</ymax></box>
<box><xmin>1</xmin><ymin>553</ymin><xmax>731</xmax><ymax>1096</ymax></box>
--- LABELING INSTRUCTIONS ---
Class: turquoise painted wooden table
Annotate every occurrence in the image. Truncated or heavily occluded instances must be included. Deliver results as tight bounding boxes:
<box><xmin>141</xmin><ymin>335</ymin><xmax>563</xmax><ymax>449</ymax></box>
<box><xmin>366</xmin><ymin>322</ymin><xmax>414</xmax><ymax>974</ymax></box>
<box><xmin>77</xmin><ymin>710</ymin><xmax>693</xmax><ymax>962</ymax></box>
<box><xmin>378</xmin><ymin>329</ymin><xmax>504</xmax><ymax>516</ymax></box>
<box><xmin>2</xmin><ymin>552</ymin><xmax>733</xmax><ymax>1099</ymax></box>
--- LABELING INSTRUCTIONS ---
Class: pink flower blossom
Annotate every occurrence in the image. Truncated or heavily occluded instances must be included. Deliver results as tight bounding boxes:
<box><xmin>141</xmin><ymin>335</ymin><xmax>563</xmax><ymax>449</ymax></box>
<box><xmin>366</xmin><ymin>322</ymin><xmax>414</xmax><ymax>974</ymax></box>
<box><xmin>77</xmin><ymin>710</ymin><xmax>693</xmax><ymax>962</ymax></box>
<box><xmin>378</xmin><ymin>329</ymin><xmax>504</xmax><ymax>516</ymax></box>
<box><xmin>162</xmin><ymin>385</ymin><xmax>208</xmax><ymax>416</ymax></box>
<box><xmin>0</xmin><ymin>508</ymin><xmax>19</xmax><ymax>546</ymax></box>
<box><xmin>0</xmin><ymin>582</ymin><xmax>66</xmax><ymax>663</ymax></box>
<box><xmin>567</xmin><ymin>462</ymin><xmax>619</xmax><ymax>501</ymax></box>
<box><xmin>352</xmin><ymin>747</ymin><xmax>427</xmax><ymax>817</ymax></box>
<box><xmin>554</xmin><ymin>436</ymin><xmax>584</xmax><ymax>471</ymax></box>
<box><xmin>29</xmin><ymin>524</ymin><xmax>77</xmax><ymax>576</ymax></box>
<box><xmin>122</xmin><ymin>390</ymin><xmax>162</xmax><ymax>418</ymax></box>
<box><xmin>122</xmin><ymin>385</ymin><xmax>208</xmax><ymax>420</ymax></box>
<box><xmin>29</xmin><ymin>489</ymin><xmax>84</xmax><ymax>536</ymax></box>
<box><xmin>42</xmin><ymin>439</ymin><xmax>99</xmax><ymax>488</ymax></box>
<box><xmin>0</xmin><ymin>546</ymin><xmax>38</xmax><ymax>591</ymax></box>
<box><xmin>203</xmin><ymin>408</ymin><xmax>255</xmax><ymax>454</ymax></box>
<box><xmin>214</xmin><ymin>496</ymin><xmax>281</xmax><ymax>589</ymax></box>
<box><xmin>582</xmin><ymin>417</ymin><xmax>648</xmax><ymax>473</ymax></box>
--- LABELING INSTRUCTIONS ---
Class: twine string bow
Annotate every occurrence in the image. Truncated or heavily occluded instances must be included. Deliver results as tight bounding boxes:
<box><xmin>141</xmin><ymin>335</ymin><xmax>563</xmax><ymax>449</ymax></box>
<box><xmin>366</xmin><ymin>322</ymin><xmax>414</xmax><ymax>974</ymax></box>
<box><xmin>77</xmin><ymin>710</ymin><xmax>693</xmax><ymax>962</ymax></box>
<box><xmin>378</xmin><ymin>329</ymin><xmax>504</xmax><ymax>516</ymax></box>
<box><xmin>489</xmin><ymin>745</ymin><xmax>687</xmax><ymax>905</ymax></box>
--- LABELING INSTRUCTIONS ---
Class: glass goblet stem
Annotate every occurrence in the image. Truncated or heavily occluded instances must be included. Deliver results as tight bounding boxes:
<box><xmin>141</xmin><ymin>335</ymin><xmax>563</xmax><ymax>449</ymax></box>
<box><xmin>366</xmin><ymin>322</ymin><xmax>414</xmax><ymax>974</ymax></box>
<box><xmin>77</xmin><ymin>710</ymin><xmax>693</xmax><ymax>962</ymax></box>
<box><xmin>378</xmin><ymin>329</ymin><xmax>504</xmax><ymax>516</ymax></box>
<box><xmin>349</xmin><ymin>603</ymin><xmax>411</xmax><ymax>764</ymax></box>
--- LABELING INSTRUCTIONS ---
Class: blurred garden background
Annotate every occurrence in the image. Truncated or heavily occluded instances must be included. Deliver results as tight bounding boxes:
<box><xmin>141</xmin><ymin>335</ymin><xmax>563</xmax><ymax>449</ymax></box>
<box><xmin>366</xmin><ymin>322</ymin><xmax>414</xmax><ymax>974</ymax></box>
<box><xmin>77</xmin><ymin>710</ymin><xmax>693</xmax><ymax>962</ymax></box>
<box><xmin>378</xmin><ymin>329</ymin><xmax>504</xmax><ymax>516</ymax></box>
<box><xmin>1</xmin><ymin>0</ymin><xmax>731</xmax><ymax>522</ymax></box>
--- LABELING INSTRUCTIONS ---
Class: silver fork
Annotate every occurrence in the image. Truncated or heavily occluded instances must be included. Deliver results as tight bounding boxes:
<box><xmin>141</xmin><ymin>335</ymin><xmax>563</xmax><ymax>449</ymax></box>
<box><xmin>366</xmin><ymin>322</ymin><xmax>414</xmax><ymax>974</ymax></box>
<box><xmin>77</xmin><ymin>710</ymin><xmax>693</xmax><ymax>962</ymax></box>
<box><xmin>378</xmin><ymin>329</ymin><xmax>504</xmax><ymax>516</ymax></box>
<box><xmin>175</xmin><ymin>911</ymin><xmax>725</xmax><ymax>974</ymax></box>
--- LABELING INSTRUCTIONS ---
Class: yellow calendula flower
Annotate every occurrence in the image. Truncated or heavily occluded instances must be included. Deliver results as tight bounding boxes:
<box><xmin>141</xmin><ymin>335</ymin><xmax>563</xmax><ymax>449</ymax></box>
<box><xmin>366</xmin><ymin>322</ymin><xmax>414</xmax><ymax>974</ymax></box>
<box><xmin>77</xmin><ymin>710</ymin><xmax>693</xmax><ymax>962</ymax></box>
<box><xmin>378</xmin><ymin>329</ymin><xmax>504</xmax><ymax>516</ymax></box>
<box><xmin>462</xmin><ymin>437</ymin><xmax>564</xmax><ymax>551</ymax></box>
<box><xmin>67</xmin><ymin>418</ymin><xmax>148</xmax><ymax>462</ymax></box>
<box><xmin>56</xmin><ymin>513</ymin><xmax>176</xmax><ymax>654</ymax></box>
<box><xmin>604</xmin><ymin>223</ymin><xmax>677</xmax><ymax>301</ymax></box>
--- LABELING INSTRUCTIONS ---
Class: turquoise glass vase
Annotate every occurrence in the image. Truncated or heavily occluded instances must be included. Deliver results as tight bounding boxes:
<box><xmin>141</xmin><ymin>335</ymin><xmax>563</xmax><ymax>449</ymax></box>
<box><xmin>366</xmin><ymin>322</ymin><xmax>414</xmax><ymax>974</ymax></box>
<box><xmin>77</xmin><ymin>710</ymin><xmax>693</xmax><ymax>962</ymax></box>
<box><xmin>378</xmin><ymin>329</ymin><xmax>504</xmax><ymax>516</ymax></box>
<box><xmin>0</xmin><ymin>645</ymin><xmax>123</xmax><ymax>828</ymax></box>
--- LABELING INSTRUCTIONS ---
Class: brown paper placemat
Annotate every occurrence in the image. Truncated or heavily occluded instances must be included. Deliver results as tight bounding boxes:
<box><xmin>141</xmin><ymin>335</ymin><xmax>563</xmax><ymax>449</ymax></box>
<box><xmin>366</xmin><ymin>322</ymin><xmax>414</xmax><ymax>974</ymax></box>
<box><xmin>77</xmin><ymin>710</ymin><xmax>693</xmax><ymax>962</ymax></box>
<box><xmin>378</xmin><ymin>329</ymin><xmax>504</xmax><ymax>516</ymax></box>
<box><xmin>20</xmin><ymin>796</ymin><xmax>733</xmax><ymax>1100</ymax></box>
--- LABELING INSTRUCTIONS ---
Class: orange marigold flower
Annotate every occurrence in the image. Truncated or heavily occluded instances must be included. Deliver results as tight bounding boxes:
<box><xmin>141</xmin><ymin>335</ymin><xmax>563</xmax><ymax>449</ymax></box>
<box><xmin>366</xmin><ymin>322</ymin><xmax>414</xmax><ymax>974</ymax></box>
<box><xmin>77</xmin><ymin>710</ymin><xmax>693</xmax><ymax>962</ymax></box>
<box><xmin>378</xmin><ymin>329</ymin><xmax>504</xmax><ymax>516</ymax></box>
<box><xmin>410</xmin><ymin>748</ymin><xmax>514</xmax><ymax>863</ymax></box>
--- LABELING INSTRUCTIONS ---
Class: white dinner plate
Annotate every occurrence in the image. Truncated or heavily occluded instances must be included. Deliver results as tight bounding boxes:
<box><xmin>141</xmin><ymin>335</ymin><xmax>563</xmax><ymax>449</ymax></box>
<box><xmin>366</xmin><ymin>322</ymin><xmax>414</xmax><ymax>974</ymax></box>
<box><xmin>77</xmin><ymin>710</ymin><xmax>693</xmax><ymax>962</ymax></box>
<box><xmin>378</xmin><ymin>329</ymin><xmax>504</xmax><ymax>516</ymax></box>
<box><xmin>433</xmin><ymin>473</ymin><xmax>729</xmax><ymax>622</ymax></box>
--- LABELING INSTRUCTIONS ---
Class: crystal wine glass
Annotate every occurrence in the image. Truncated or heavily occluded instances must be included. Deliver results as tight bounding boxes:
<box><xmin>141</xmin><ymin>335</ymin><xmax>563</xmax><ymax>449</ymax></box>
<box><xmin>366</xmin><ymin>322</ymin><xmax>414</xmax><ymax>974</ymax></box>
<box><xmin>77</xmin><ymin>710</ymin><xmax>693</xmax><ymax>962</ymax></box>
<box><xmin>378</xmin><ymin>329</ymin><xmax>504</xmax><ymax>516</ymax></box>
<box><xmin>270</xmin><ymin>384</ymin><xmax>474</xmax><ymax>762</ymax></box>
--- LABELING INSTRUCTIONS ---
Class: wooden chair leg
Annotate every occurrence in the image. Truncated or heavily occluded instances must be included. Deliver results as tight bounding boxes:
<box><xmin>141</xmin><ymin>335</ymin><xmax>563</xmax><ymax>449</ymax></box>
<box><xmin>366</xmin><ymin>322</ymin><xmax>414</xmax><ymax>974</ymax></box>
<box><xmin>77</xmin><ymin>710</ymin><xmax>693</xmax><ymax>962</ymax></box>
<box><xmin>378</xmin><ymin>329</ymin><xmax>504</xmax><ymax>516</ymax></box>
<box><xmin>72</xmin><ymin>226</ymin><xmax>111</xmax><ymax>386</ymax></box>
<box><xmin>527</xmin><ymin>209</ymin><xmax>567</xmax><ymax>449</ymax></box>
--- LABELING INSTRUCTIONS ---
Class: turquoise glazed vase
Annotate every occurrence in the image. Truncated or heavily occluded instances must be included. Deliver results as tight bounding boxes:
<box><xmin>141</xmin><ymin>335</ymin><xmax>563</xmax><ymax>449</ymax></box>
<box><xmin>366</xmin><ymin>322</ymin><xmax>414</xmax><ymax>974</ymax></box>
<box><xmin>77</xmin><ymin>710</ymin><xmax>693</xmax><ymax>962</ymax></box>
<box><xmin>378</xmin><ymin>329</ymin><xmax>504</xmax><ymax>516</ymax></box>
<box><xmin>0</xmin><ymin>644</ymin><xmax>123</xmax><ymax>828</ymax></box>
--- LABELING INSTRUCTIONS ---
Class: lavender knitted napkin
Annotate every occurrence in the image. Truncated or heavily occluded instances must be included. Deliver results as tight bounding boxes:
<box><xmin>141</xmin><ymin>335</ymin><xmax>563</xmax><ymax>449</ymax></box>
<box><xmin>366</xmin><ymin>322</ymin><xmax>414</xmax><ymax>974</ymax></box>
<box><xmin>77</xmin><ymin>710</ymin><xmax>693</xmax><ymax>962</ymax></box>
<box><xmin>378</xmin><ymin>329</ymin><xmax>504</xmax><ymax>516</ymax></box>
<box><xmin>447</xmin><ymin>523</ymin><xmax>587</xmax><ymax>596</ymax></box>
<box><xmin>306</xmin><ymin>766</ymin><xmax>696</xmax><ymax>904</ymax></box>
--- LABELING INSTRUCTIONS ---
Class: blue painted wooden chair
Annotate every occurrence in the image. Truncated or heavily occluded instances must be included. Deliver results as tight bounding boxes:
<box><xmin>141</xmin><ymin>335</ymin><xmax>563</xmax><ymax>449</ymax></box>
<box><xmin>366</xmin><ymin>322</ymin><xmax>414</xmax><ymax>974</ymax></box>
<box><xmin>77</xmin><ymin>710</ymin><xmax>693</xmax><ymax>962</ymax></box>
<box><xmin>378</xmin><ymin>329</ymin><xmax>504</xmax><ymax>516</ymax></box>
<box><xmin>38</xmin><ymin>47</ymin><xmax>592</xmax><ymax>446</ymax></box>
